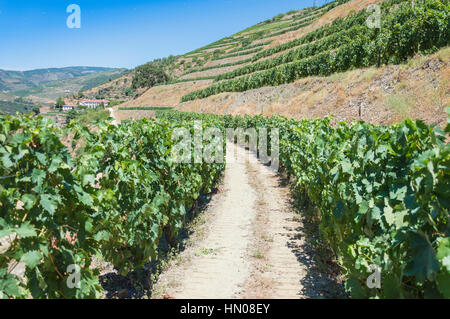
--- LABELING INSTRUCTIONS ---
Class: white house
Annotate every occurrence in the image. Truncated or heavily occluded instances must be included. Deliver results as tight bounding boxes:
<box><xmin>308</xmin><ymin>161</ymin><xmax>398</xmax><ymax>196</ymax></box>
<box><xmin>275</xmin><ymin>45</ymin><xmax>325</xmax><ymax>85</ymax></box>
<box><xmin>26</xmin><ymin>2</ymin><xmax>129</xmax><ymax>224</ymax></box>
<box><xmin>79</xmin><ymin>99</ymin><xmax>109</xmax><ymax>109</ymax></box>
<box><xmin>62</xmin><ymin>104</ymin><xmax>78</xmax><ymax>112</ymax></box>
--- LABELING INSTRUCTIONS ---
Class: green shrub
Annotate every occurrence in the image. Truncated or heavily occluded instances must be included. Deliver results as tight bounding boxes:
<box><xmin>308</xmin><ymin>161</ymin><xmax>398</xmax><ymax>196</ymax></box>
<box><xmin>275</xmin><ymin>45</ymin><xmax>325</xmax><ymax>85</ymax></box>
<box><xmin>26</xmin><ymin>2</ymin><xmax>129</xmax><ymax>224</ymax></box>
<box><xmin>131</xmin><ymin>63</ymin><xmax>169</xmax><ymax>89</ymax></box>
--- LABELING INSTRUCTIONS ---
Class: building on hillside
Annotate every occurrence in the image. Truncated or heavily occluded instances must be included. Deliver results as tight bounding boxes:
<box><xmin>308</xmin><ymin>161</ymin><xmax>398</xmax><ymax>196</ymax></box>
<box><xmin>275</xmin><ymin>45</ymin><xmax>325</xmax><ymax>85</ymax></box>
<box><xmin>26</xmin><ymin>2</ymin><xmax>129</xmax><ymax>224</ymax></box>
<box><xmin>79</xmin><ymin>99</ymin><xmax>109</xmax><ymax>109</ymax></box>
<box><xmin>62</xmin><ymin>104</ymin><xmax>78</xmax><ymax>112</ymax></box>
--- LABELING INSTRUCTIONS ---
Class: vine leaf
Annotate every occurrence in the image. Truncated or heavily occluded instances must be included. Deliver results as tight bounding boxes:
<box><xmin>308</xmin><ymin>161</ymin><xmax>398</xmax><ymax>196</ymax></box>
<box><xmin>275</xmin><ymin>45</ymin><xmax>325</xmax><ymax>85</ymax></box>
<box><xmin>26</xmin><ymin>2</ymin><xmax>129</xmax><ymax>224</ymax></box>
<box><xmin>40</xmin><ymin>195</ymin><xmax>58</xmax><ymax>214</ymax></box>
<box><xmin>405</xmin><ymin>231</ymin><xmax>439</xmax><ymax>283</ymax></box>
<box><xmin>20</xmin><ymin>251</ymin><xmax>43</xmax><ymax>269</ymax></box>
<box><xmin>15</xmin><ymin>222</ymin><xmax>37</xmax><ymax>238</ymax></box>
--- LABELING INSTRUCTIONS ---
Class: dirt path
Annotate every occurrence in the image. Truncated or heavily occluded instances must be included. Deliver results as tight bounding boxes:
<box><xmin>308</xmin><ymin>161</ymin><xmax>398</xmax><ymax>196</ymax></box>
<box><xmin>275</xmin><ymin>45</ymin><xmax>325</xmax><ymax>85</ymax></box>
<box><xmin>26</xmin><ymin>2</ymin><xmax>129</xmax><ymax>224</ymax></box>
<box><xmin>154</xmin><ymin>143</ymin><xmax>344</xmax><ymax>299</ymax></box>
<box><xmin>242</xmin><ymin>156</ymin><xmax>307</xmax><ymax>298</ymax></box>
<box><xmin>107</xmin><ymin>107</ymin><xmax>120</xmax><ymax>125</ymax></box>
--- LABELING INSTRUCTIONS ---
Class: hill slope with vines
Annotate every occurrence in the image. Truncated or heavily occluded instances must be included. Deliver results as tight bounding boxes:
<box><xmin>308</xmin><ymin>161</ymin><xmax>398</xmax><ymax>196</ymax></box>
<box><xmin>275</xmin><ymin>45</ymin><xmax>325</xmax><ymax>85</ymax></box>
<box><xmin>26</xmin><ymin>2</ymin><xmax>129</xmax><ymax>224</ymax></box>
<box><xmin>100</xmin><ymin>0</ymin><xmax>449</xmax><ymax>128</ymax></box>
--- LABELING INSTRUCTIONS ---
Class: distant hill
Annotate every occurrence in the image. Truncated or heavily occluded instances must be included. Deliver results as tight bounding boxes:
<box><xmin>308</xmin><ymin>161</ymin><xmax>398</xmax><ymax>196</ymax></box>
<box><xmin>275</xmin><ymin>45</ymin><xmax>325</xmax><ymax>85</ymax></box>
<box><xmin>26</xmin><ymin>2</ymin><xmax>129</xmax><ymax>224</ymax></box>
<box><xmin>0</xmin><ymin>66</ymin><xmax>127</xmax><ymax>104</ymax></box>
<box><xmin>0</xmin><ymin>66</ymin><xmax>120</xmax><ymax>91</ymax></box>
<box><xmin>0</xmin><ymin>98</ymin><xmax>39</xmax><ymax>115</ymax></box>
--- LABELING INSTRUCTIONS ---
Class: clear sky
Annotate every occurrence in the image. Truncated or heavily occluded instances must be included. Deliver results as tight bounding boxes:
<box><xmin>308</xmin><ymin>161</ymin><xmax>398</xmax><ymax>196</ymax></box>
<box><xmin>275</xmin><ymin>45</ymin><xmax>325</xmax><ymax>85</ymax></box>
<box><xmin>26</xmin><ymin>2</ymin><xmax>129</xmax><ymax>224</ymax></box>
<box><xmin>0</xmin><ymin>0</ymin><xmax>326</xmax><ymax>71</ymax></box>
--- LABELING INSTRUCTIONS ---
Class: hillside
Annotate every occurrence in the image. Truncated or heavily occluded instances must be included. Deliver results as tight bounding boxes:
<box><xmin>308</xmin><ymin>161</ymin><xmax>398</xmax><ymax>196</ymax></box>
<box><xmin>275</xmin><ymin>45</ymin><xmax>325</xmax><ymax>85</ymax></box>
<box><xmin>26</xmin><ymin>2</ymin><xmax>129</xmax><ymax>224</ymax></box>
<box><xmin>101</xmin><ymin>0</ymin><xmax>449</xmax><ymax>126</ymax></box>
<box><xmin>90</xmin><ymin>0</ymin><xmax>350</xmax><ymax>103</ymax></box>
<box><xmin>0</xmin><ymin>98</ymin><xmax>39</xmax><ymax>115</ymax></box>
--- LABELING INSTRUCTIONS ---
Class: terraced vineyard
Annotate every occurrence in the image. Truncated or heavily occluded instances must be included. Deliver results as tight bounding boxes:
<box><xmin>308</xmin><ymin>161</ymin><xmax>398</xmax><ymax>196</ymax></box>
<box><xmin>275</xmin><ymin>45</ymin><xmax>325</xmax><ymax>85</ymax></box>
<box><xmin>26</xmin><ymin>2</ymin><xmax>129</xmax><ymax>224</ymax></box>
<box><xmin>115</xmin><ymin>0</ymin><xmax>448</xmax><ymax>103</ymax></box>
<box><xmin>181</xmin><ymin>0</ymin><xmax>449</xmax><ymax>101</ymax></box>
<box><xmin>100</xmin><ymin>0</ymin><xmax>352</xmax><ymax>100</ymax></box>
<box><xmin>1</xmin><ymin>0</ymin><xmax>449</xmax><ymax>301</ymax></box>
<box><xmin>115</xmin><ymin>0</ymin><xmax>448</xmax><ymax>126</ymax></box>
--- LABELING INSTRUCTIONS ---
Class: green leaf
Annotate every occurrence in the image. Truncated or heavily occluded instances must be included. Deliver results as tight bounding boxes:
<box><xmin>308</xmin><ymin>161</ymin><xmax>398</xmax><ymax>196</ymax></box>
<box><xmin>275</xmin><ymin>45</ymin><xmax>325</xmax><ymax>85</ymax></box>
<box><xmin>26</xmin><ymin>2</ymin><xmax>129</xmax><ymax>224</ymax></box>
<box><xmin>93</xmin><ymin>230</ymin><xmax>111</xmax><ymax>242</ymax></box>
<box><xmin>405</xmin><ymin>231</ymin><xmax>439</xmax><ymax>282</ymax></box>
<box><xmin>85</xmin><ymin>219</ymin><xmax>94</xmax><ymax>233</ymax></box>
<box><xmin>341</xmin><ymin>160</ymin><xmax>353</xmax><ymax>174</ymax></box>
<box><xmin>437</xmin><ymin>272</ymin><xmax>450</xmax><ymax>298</ymax></box>
<box><xmin>358</xmin><ymin>200</ymin><xmax>369</xmax><ymax>215</ymax></box>
<box><xmin>383</xmin><ymin>204</ymin><xmax>394</xmax><ymax>226</ymax></box>
<box><xmin>48</xmin><ymin>157</ymin><xmax>62</xmax><ymax>173</ymax></box>
<box><xmin>384</xmin><ymin>204</ymin><xmax>407</xmax><ymax>229</ymax></box>
<box><xmin>345</xmin><ymin>276</ymin><xmax>367</xmax><ymax>299</ymax></box>
<box><xmin>15</xmin><ymin>222</ymin><xmax>37</xmax><ymax>238</ymax></box>
<box><xmin>389</xmin><ymin>185</ymin><xmax>407</xmax><ymax>201</ymax></box>
<box><xmin>371</xmin><ymin>206</ymin><xmax>382</xmax><ymax>221</ymax></box>
<box><xmin>82</xmin><ymin>174</ymin><xmax>96</xmax><ymax>187</ymax></box>
<box><xmin>0</xmin><ymin>275</ymin><xmax>20</xmax><ymax>297</ymax></box>
<box><xmin>35</xmin><ymin>152</ymin><xmax>46</xmax><ymax>165</ymax></box>
<box><xmin>40</xmin><ymin>195</ymin><xmax>58</xmax><ymax>214</ymax></box>
<box><xmin>21</xmin><ymin>194</ymin><xmax>36</xmax><ymax>210</ymax></box>
<box><xmin>20</xmin><ymin>251</ymin><xmax>43</xmax><ymax>269</ymax></box>
<box><xmin>74</xmin><ymin>185</ymin><xmax>94</xmax><ymax>206</ymax></box>
<box><xmin>0</xmin><ymin>227</ymin><xmax>12</xmax><ymax>238</ymax></box>
<box><xmin>333</xmin><ymin>200</ymin><xmax>345</xmax><ymax>220</ymax></box>
<box><xmin>1</xmin><ymin>154</ymin><xmax>13</xmax><ymax>168</ymax></box>
<box><xmin>437</xmin><ymin>237</ymin><xmax>450</xmax><ymax>272</ymax></box>
<box><xmin>31</xmin><ymin>169</ymin><xmax>46</xmax><ymax>187</ymax></box>
<box><xmin>383</xmin><ymin>273</ymin><xmax>403</xmax><ymax>299</ymax></box>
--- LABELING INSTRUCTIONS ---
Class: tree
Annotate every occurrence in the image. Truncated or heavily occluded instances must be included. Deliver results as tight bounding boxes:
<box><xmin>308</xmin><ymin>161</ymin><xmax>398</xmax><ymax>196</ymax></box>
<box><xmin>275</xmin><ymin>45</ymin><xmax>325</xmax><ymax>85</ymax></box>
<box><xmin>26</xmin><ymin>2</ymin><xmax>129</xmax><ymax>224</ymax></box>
<box><xmin>33</xmin><ymin>106</ymin><xmax>41</xmax><ymax>115</ymax></box>
<box><xmin>131</xmin><ymin>63</ymin><xmax>169</xmax><ymax>89</ymax></box>
<box><xmin>124</xmin><ymin>87</ymin><xmax>134</xmax><ymax>97</ymax></box>
<box><xmin>56</xmin><ymin>97</ymin><xmax>65</xmax><ymax>109</ymax></box>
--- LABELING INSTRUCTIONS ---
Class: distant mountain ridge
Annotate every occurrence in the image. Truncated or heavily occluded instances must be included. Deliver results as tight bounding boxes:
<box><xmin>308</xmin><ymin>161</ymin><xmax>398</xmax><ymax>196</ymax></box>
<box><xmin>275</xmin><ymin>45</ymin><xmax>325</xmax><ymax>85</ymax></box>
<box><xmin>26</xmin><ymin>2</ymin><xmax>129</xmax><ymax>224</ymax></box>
<box><xmin>0</xmin><ymin>66</ymin><xmax>125</xmax><ymax>92</ymax></box>
<box><xmin>0</xmin><ymin>66</ymin><xmax>128</xmax><ymax>106</ymax></box>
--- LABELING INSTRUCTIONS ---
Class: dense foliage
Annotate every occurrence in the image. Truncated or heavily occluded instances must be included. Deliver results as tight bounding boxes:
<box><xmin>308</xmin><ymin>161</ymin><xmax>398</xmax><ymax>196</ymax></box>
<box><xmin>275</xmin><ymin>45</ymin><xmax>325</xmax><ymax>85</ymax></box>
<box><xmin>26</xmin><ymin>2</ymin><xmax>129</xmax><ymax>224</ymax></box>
<box><xmin>156</xmin><ymin>109</ymin><xmax>450</xmax><ymax>299</ymax></box>
<box><xmin>1</xmin><ymin>105</ymin><xmax>449</xmax><ymax>298</ymax></box>
<box><xmin>0</xmin><ymin>114</ymin><xmax>224</xmax><ymax>298</ymax></box>
<box><xmin>131</xmin><ymin>63</ymin><xmax>170</xmax><ymax>89</ymax></box>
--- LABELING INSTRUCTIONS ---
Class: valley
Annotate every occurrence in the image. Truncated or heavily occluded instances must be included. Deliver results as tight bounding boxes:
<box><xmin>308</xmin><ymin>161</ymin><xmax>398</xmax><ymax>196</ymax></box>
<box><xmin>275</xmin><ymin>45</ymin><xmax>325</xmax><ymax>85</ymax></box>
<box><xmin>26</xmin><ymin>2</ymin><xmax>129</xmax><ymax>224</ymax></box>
<box><xmin>0</xmin><ymin>66</ymin><xmax>127</xmax><ymax>114</ymax></box>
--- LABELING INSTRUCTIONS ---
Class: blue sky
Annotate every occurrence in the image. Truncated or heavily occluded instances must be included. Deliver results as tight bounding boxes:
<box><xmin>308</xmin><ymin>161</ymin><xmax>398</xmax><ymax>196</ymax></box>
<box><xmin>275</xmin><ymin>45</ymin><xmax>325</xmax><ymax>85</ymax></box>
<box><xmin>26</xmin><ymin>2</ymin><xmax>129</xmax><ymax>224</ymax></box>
<box><xmin>0</xmin><ymin>0</ymin><xmax>325</xmax><ymax>71</ymax></box>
